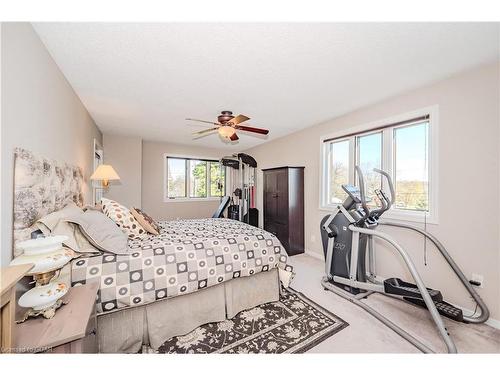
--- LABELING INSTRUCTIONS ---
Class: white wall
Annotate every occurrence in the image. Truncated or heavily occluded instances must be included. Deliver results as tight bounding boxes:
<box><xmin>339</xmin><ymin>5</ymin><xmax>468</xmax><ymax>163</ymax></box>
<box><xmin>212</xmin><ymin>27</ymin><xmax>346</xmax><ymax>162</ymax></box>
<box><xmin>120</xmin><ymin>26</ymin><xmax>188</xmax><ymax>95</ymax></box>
<box><xmin>103</xmin><ymin>133</ymin><xmax>142</xmax><ymax>208</ymax></box>
<box><xmin>245</xmin><ymin>63</ymin><xmax>500</xmax><ymax>320</ymax></box>
<box><xmin>141</xmin><ymin>140</ymin><xmax>227</xmax><ymax>220</ymax></box>
<box><xmin>498</xmin><ymin>61</ymin><xmax>500</xmax><ymax>325</ymax></box>
<box><xmin>1</xmin><ymin>23</ymin><xmax>102</xmax><ymax>267</ymax></box>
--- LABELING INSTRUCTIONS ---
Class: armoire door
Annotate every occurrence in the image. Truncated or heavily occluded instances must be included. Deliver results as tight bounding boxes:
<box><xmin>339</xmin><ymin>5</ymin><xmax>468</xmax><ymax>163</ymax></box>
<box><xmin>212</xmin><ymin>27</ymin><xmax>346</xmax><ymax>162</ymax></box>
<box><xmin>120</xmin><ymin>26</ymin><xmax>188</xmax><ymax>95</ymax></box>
<box><xmin>263</xmin><ymin>170</ymin><xmax>278</xmax><ymax>222</ymax></box>
<box><xmin>274</xmin><ymin>168</ymin><xmax>289</xmax><ymax>224</ymax></box>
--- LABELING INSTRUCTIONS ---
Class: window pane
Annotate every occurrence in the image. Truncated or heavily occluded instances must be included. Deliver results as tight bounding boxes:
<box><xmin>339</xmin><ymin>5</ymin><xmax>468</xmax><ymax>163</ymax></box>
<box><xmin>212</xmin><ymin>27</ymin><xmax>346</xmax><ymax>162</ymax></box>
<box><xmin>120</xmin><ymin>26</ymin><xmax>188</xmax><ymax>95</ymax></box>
<box><xmin>356</xmin><ymin>132</ymin><xmax>382</xmax><ymax>204</ymax></box>
<box><xmin>189</xmin><ymin>160</ymin><xmax>207</xmax><ymax>198</ymax></box>
<box><xmin>328</xmin><ymin>140</ymin><xmax>350</xmax><ymax>204</ymax></box>
<box><xmin>209</xmin><ymin>162</ymin><xmax>224</xmax><ymax>197</ymax></box>
<box><xmin>167</xmin><ymin>158</ymin><xmax>186</xmax><ymax>198</ymax></box>
<box><xmin>394</xmin><ymin>122</ymin><xmax>429</xmax><ymax>211</ymax></box>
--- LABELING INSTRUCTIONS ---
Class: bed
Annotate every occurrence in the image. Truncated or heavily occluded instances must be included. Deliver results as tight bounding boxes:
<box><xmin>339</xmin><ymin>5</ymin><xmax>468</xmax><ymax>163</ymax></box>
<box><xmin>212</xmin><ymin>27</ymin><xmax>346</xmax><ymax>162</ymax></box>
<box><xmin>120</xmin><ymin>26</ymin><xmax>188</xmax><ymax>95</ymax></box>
<box><xmin>12</xmin><ymin>148</ymin><xmax>293</xmax><ymax>353</ymax></box>
<box><xmin>71</xmin><ymin>218</ymin><xmax>293</xmax><ymax>352</ymax></box>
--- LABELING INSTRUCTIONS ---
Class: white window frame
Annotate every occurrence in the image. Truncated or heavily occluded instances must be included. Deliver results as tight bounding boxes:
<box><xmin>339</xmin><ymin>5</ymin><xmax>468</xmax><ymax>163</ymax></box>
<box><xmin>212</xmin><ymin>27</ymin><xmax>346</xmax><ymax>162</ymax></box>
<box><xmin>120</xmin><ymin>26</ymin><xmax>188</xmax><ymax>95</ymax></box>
<box><xmin>319</xmin><ymin>105</ymin><xmax>439</xmax><ymax>224</ymax></box>
<box><xmin>163</xmin><ymin>153</ymin><xmax>226</xmax><ymax>203</ymax></box>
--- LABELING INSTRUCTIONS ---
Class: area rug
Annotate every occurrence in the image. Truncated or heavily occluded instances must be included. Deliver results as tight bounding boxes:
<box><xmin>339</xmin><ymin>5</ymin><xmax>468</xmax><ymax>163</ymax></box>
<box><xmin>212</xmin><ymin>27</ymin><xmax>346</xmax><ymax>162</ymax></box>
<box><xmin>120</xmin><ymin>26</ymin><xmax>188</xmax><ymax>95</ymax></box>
<box><xmin>153</xmin><ymin>288</ymin><xmax>348</xmax><ymax>353</ymax></box>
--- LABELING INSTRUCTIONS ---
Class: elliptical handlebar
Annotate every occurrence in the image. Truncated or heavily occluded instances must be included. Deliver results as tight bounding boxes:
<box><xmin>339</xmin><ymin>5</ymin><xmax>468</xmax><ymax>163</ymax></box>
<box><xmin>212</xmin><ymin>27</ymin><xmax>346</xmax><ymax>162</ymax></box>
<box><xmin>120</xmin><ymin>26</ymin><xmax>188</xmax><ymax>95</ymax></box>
<box><xmin>369</xmin><ymin>189</ymin><xmax>388</xmax><ymax>220</ymax></box>
<box><xmin>355</xmin><ymin>166</ymin><xmax>371</xmax><ymax>222</ymax></box>
<box><xmin>354</xmin><ymin>166</ymin><xmax>396</xmax><ymax>222</ymax></box>
<box><xmin>373</xmin><ymin>168</ymin><xmax>395</xmax><ymax>209</ymax></box>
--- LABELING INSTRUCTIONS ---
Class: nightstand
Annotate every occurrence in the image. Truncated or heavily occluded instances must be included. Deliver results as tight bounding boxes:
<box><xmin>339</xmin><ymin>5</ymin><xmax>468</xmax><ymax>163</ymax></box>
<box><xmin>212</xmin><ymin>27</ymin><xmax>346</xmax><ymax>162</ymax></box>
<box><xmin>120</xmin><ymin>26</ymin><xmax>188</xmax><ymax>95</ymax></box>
<box><xmin>1</xmin><ymin>264</ymin><xmax>34</xmax><ymax>353</ymax></box>
<box><xmin>16</xmin><ymin>283</ymin><xmax>99</xmax><ymax>353</ymax></box>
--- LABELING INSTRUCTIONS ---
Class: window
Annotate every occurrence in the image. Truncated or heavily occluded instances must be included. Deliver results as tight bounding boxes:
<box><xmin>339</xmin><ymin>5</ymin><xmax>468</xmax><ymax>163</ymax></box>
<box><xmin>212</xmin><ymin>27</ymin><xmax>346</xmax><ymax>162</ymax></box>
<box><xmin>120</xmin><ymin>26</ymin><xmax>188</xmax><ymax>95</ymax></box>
<box><xmin>165</xmin><ymin>156</ymin><xmax>225</xmax><ymax>201</ymax></box>
<box><xmin>167</xmin><ymin>158</ymin><xmax>187</xmax><ymax>198</ymax></box>
<box><xmin>320</xmin><ymin>107</ymin><xmax>438</xmax><ymax>223</ymax></box>
<box><xmin>394</xmin><ymin>123</ymin><xmax>429</xmax><ymax>211</ymax></box>
<box><xmin>356</xmin><ymin>131</ymin><xmax>382</xmax><ymax>206</ymax></box>
<box><xmin>327</xmin><ymin>140</ymin><xmax>350</xmax><ymax>204</ymax></box>
<box><xmin>189</xmin><ymin>160</ymin><xmax>207</xmax><ymax>198</ymax></box>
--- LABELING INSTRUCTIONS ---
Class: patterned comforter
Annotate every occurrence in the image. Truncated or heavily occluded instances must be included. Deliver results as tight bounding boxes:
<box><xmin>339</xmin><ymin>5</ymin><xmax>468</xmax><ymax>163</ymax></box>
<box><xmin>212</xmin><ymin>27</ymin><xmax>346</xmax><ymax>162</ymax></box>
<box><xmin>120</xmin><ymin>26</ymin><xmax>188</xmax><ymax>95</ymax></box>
<box><xmin>71</xmin><ymin>219</ymin><xmax>293</xmax><ymax>314</ymax></box>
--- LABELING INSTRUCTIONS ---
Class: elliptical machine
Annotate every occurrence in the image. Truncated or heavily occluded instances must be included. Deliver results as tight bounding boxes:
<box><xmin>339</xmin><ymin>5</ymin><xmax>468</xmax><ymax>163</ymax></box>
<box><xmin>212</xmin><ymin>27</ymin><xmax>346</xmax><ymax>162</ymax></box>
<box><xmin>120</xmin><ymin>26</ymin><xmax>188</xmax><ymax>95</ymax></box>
<box><xmin>320</xmin><ymin>166</ymin><xmax>489</xmax><ymax>353</ymax></box>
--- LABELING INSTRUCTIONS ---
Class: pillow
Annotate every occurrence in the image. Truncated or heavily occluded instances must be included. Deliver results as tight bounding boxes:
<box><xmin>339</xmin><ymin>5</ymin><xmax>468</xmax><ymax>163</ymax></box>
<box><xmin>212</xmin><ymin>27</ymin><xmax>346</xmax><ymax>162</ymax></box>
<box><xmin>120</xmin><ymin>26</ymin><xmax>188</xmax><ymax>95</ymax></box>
<box><xmin>35</xmin><ymin>202</ymin><xmax>101</xmax><ymax>255</ymax></box>
<box><xmin>130</xmin><ymin>208</ymin><xmax>160</xmax><ymax>235</ymax></box>
<box><xmin>35</xmin><ymin>201</ymin><xmax>82</xmax><ymax>232</ymax></box>
<box><xmin>66</xmin><ymin>210</ymin><xmax>130</xmax><ymax>255</ymax></box>
<box><xmin>101</xmin><ymin>198</ymin><xmax>147</xmax><ymax>239</ymax></box>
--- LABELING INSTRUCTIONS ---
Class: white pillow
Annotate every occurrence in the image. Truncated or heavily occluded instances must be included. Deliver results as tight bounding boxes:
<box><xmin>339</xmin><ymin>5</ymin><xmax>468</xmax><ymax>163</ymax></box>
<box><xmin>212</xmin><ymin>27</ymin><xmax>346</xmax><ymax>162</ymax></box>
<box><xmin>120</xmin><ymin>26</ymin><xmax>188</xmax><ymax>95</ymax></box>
<box><xmin>101</xmin><ymin>198</ymin><xmax>147</xmax><ymax>239</ymax></box>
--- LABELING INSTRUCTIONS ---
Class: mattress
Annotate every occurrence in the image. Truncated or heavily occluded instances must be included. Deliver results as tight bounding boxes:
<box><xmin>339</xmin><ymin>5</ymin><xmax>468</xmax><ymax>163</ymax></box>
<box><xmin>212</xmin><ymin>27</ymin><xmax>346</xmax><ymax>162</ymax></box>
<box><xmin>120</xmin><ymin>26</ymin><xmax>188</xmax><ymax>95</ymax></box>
<box><xmin>71</xmin><ymin>218</ymin><xmax>293</xmax><ymax>313</ymax></box>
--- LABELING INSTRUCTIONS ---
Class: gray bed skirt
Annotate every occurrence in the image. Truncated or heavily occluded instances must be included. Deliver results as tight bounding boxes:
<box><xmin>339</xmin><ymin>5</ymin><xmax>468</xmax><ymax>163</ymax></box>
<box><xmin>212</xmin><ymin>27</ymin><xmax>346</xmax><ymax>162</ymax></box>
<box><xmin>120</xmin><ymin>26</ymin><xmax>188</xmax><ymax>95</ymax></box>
<box><xmin>97</xmin><ymin>268</ymin><xmax>280</xmax><ymax>353</ymax></box>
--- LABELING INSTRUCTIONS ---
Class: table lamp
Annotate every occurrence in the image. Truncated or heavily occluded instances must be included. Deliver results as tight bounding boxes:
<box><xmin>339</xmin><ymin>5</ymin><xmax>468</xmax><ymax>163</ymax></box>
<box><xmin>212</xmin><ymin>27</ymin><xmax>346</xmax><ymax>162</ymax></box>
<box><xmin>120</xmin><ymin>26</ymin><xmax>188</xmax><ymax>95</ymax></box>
<box><xmin>10</xmin><ymin>235</ymin><xmax>74</xmax><ymax>322</ymax></box>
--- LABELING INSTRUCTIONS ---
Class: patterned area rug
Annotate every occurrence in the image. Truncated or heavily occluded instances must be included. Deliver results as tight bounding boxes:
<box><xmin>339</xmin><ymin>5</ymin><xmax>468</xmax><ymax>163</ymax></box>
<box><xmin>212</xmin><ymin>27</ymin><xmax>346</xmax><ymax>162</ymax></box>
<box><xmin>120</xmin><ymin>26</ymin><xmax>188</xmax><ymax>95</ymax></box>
<box><xmin>152</xmin><ymin>288</ymin><xmax>348</xmax><ymax>353</ymax></box>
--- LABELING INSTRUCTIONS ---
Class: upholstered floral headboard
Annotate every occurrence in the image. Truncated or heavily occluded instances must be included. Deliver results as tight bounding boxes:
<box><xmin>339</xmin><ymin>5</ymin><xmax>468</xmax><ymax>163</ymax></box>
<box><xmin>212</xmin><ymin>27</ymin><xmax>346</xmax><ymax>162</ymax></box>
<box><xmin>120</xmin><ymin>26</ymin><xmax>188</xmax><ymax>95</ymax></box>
<box><xmin>12</xmin><ymin>148</ymin><xmax>84</xmax><ymax>256</ymax></box>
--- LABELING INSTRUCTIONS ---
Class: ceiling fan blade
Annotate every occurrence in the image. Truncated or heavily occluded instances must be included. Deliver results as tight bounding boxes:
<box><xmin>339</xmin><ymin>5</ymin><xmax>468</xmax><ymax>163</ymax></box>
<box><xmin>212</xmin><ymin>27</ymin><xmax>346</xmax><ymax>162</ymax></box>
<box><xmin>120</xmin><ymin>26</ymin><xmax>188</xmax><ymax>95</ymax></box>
<box><xmin>229</xmin><ymin>115</ymin><xmax>250</xmax><ymax>126</ymax></box>
<box><xmin>193</xmin><ymin>127</ymin><xmax>219</xmax><ymax>137</ymax></box>
<box><xmin>186</xmin><ymin>118</ymin><xmax>220</xmax><ymax>125</ymax></box>
<box><xmin>229</xmin><ymin>133</ymin><xmax>239</xmax><ymax>141</ymax></box>
<box><xmin>235</xmin><ymin>125</ymin><xmax>269</xmax><ymax>135</ymax></box>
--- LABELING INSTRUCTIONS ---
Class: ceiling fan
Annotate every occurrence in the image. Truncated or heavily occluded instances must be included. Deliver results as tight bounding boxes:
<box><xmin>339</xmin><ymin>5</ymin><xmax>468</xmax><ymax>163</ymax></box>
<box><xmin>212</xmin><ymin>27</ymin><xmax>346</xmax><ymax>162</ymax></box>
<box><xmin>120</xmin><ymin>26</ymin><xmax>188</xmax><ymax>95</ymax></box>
<box><xmin>187</xmin><ymin>111</ymin><xmax>269</xmax><ymax>141</ymax></box>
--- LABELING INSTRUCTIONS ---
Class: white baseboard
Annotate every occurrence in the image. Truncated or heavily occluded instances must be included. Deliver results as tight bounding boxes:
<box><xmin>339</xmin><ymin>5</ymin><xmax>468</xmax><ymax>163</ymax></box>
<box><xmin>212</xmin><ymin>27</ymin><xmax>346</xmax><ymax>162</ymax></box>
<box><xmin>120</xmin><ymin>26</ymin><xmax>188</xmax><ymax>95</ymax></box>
<box><xmin>486</xmin><ymin>318</ymin><xmax>500</xmax><ymax>330</ymax></box>
<box><xmin>304</xmin><ymin>249</ymin><xmax>324</xmax><ymax>261</ymax></box>
<box><xmin>458</xmin><ymin>305</ymin><xmax>500</xmax><ymax>330</ymax></box>
<box><xmin>301</xmin><ymin>251</ymin><xmax>500</xmax><ymax>330</ymax></box>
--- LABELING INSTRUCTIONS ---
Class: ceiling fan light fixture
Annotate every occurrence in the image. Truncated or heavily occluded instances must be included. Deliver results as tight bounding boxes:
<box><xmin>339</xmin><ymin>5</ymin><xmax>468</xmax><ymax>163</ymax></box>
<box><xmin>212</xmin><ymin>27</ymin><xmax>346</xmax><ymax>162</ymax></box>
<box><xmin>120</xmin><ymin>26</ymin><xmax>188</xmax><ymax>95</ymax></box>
<box><xmin>218</xmin><ymin>125</ymin><xmax>235</xmax><ymax>138</ymax></box>
<box><xmin>189</xmin><ymin>111</ymin><xmax>268</xmax><ymax>142</ymax></box>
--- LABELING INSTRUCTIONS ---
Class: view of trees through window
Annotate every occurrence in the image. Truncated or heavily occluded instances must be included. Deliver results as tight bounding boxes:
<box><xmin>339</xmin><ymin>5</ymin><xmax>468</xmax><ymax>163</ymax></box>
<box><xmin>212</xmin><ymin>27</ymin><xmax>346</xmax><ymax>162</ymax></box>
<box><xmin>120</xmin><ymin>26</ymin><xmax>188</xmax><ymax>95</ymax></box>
<box><xmin>190</xmin><ymin>160</ymin><xmax>207</xmax><ymax>197</ymax></box>
<box><xmin>356</xmin><ymin>132</ymin><xmax>382</xmax><ymax>206</ymax></box>
<box><xmin>325</xmin><ymin>120</ymin><xmax>430</xmax><ymax>213</ymax></box>
<box><xmin>167</xmin><ymin>157</ymin><xmax>225</xmax><ymax>199</ymax></box>
<box><xmin>329</xmin><ymin>140</ymin><xmax>349</xmax><ymax>204</ymax></box>
<box><xmin>167</xmin><ymin>158</ymin><xmax>186</xmax><ymax>198</ymax></box>
<box><xmin>394</xmin><ymin>122</ymin><xmax>429</xmax><ymax>211</ymax></box>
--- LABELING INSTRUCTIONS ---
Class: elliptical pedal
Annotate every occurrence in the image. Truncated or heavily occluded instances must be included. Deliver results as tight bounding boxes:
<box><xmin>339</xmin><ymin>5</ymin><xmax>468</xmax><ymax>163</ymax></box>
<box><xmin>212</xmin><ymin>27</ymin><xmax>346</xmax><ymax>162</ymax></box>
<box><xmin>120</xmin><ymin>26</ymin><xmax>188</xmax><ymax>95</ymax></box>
<box><xmin>384</xmin><ymin>278</ymin><xmax>443</xmax><ymax>302</ymax></box>
<box><xmin>404</xmin><ymin>297</ymin><xmax>464</xmax><ymax>322</ymax></box>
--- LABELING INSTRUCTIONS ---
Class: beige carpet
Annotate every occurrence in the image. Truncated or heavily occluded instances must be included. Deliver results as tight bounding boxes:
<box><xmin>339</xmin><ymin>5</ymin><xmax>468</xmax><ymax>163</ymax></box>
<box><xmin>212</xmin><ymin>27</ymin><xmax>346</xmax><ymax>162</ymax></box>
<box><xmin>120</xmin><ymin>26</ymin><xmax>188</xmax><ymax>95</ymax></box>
<box><xmin>288</xmin><ymin>254</ymin><xmax>500</xmax><ymax>353</ymax></box>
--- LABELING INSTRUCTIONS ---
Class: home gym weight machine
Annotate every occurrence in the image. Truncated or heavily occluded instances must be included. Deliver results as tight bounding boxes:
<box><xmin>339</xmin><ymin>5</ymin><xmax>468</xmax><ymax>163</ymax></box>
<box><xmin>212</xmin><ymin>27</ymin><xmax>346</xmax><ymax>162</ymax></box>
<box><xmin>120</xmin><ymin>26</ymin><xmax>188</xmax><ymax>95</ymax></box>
<box><xmin>219</xmin><ymin>153</ymin><xmax>259</xmax><ymax>227</ymax></box>
<box><xmin>320</xmin><ymin>166</ymin><xmax>489</xmax><ymax>353</ymax></box>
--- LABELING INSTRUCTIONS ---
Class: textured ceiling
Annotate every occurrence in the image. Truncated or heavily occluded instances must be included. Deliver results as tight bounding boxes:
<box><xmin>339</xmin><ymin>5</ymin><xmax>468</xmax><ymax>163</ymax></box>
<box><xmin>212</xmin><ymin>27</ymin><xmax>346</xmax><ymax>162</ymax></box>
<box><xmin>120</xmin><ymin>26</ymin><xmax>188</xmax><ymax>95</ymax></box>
<box><xmin>33</xmin><ymin>23</ymin><xmax>499</xmax><ymax>151</ymax></box>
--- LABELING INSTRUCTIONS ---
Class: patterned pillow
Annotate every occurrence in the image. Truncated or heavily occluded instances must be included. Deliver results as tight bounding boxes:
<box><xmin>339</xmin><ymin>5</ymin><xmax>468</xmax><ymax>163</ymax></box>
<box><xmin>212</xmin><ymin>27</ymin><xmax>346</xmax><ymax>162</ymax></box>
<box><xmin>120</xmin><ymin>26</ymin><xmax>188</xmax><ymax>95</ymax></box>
<box><xmin>101</xmin><ymin>198</ymin><xmax>147</xmax><ymax>239</ymax></box>
<box><xmin>131</xmin><ymin>208</ymin><xmax>161</xmax><ymax>235</ymax></box>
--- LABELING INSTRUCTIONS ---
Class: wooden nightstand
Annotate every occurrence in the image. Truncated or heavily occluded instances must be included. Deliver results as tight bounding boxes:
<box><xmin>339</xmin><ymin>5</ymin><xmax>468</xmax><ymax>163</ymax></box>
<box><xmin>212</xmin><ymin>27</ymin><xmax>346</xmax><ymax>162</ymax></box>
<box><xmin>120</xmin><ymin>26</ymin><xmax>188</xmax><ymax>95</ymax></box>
<box><xmin>16</xmin><ymin>283</ymin><xmax>99</xmax><ymax>353</ymax></box>
<box><xmin>1</xmin><ymin>264</ymin><xmax>34</xmax><ymax>353</ymax></box>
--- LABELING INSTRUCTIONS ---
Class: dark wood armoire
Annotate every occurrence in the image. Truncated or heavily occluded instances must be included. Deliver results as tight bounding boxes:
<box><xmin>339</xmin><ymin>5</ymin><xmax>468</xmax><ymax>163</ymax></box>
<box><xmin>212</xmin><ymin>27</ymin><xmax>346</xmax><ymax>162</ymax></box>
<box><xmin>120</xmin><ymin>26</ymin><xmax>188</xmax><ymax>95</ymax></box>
<box><xmin>262</xmin><ymin>166</ymin><xmax>304</xmax><ymax>256</ymax></box>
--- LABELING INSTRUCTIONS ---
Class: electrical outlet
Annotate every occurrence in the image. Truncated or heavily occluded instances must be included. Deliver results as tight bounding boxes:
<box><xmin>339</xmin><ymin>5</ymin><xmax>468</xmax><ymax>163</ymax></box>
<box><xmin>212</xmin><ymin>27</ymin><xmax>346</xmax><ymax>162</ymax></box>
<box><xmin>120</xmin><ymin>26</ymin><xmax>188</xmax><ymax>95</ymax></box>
<box><xmin>311</xmin><ymin>235</ymin><xmax>316</xmax><ymax>243</ymax></box>
<box><xmin>471</xmin><ymin>273</ymin><xmax>484</xmax><ymax>288</ymax></box>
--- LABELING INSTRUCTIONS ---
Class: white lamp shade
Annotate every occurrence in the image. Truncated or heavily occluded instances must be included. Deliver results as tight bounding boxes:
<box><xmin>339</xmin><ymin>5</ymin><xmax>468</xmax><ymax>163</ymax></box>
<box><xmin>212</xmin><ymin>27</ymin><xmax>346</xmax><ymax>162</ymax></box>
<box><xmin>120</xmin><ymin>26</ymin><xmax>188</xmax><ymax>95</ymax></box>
<box><xmin>11</xmin><ymin>235</ymin><xmax>73</xmax><ymax>275</ymax></box>
<box><xmin>218</xmin><ymin>126</ymin><xmax>235</xmax><ymax>138</ymax></box>
<box><xmin>90</xmin><ymin>164</ymin><xmax>120</xmax><ymax>181</ymax></box>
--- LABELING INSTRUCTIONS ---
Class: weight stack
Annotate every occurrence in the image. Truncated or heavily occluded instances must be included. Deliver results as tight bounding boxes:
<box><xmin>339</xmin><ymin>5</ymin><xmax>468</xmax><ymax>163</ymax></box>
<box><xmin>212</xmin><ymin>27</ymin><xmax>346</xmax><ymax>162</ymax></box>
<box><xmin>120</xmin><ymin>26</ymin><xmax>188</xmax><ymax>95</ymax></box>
<box><xmin>228</xmin><ymin>205</ymin><xmax>239</xmax><ymax>221</ymax></box>
<box><xmin>247</xmin><ymin>208</ymin><xmax>259</xmax><ymax>227</ymax></box>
